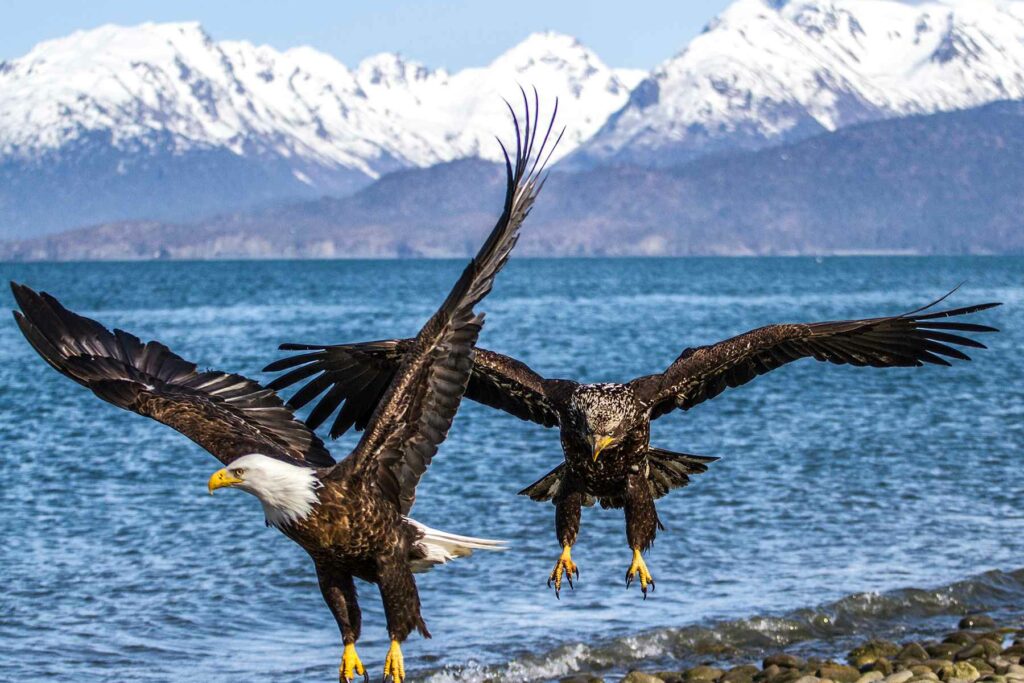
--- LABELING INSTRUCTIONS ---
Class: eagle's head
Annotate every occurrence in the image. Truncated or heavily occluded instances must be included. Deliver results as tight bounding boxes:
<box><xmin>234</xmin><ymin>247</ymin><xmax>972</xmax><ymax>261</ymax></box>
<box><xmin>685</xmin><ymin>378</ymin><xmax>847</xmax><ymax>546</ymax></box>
<box><xmin>207</xmin><ymin>453</ymin><xmax>322</xmax><ymax>528</ymax></box>
<box><xmin>568</xmin><ymin>384</ymin><xmax>640</xmax><ymax>461</ymax></box>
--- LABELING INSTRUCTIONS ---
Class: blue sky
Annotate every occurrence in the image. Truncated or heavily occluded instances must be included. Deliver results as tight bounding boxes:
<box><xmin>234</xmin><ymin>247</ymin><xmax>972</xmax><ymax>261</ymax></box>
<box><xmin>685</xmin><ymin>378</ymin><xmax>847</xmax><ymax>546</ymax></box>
<box><xmin>2</xmin><ymin>0</ymin><xmax>736</xmax><ymax>69</ymax></box>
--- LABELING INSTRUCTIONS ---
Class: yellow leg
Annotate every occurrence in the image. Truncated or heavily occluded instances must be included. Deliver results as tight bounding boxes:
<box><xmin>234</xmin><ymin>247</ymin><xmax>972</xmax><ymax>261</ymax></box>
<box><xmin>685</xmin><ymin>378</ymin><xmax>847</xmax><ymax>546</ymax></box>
<box><xmin>383</xmin><ymin>639</ymin><xmax>405</xmax><ymax>683</ymax></box>
<box><xmin>339</xmin><ymin>642</ymin><xmax>367</xmax><ymax>683</ymax></box>
<box><xmin>547</xmin><ymin>544</ymin><xmax>579</xmax><ymax>598</ymax></box>
<box><xmin>625</xmin><ymin>547</ymin><xmax>655</xmax><ymax>599</ymax></box>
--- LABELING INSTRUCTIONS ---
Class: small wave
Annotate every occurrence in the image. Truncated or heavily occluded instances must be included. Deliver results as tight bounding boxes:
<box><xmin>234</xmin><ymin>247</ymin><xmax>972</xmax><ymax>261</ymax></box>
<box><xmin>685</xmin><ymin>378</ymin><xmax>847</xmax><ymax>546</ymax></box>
<box><xmin>422</xmin><ymin>567</ymin><xmax>1024</xmax><ymax>683</ymax></box>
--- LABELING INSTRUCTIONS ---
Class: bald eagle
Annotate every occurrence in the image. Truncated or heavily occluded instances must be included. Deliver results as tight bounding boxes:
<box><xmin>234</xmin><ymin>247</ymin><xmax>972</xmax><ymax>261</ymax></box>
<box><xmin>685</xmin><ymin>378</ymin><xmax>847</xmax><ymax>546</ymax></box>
<box><xmin>266</xmin><ymin>292</ymin><xmax>1000</xmax><ymax>599</ymax></box>
<box><xmin>11</xmin><ymin>94</ymin><xmax>561</xmax><ymax>682</ymax></box>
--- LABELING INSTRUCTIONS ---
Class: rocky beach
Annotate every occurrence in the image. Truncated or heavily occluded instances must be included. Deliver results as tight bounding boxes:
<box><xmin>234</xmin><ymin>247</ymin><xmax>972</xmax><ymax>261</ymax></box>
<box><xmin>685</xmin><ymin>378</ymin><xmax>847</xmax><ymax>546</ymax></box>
<box><xmin>562</xmin><ymin>616</ymin><xmax>1024</xmax><ymax>683</ymax></box>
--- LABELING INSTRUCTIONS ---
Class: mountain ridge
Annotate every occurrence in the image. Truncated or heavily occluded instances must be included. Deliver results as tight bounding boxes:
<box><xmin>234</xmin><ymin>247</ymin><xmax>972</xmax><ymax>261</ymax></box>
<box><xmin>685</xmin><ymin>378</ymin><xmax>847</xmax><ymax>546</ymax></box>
<box><xmin>0</xmin><ymin>22</ymin><xmax>637</xmax><ymax>237</ymax></box>
<box><xmin>5</xmin><ymin>100</ymin><xmax>1021</xmax><ymax>260</ymax></box>
<box><xmin>5</xmin><ymin>1</ymin><xmax>1024</xmax><ymax>244</ymax></box>
<box><xmin>572</xmin><ymin>0</ymin><xmax>1024</xmax><ymax>167</ymax></box>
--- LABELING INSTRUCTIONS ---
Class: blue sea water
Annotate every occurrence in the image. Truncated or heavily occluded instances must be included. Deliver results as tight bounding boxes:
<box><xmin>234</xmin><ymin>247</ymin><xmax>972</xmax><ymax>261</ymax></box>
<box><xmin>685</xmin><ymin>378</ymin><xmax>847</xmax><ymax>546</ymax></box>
<box><xmin>0</xmin><ymin>257</ymin><xmax>1021</xmax><ymax>682</ymax></box>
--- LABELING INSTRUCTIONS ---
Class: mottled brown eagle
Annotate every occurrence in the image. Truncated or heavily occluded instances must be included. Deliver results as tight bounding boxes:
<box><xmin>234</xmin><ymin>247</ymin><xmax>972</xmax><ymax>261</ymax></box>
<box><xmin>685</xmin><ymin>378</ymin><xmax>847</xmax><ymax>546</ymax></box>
<box><xmin>266</xmin><ymin>291</ymin><xmax>1000</xmax><ymax>599</ymax></box>
<box><xmin>11</xmin><ymin>94</ymin><xmax>561</xmax><ymax>682</ymax></box>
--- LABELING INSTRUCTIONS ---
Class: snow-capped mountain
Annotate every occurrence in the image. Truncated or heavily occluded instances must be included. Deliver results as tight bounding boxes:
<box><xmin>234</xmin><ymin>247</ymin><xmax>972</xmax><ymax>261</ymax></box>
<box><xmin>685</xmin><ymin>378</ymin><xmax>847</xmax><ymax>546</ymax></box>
<box><xmin>574</xmin><ymin>0</ymin><xmax>1024</xmax><ymax>166</ymax></box>
<box><xmin>0</xmin><ymin>22</ymin><xmax>637</xmax><ymax>172</ymax></box>
<box><xmin>8</xmin><ymin>100</ymin><xmax>1023</xmax><ymax>260</ymax></box>
<box><xmin>6</xmin><ymin>1</ymin><xmax>1024</xmax><ymax>240</ymax></box>
<box><xmin>0</xmin><ymin>22</ymin><xmax>639</xmax><ymax>236</ymax></box>
<box><xmin>352</xmin><ymin>32</ymin><xmax>645</xmax><ymax>162</ymax></box>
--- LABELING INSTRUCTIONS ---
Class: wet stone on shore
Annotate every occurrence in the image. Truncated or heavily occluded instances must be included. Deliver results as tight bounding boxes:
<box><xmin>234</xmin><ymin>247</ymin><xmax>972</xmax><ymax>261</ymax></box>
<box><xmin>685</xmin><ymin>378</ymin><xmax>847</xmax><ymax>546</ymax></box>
<box><xmin>561</xmin><ymin>616</ymin><xmax>1024</xmax><ymax>683</ymax></box>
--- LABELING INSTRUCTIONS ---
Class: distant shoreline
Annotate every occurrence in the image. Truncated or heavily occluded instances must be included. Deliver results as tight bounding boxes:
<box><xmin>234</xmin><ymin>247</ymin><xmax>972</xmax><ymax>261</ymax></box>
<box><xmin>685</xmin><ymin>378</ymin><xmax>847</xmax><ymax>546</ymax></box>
<box><xmin>1</xmin><ymin>253</ymin><xmax>1019</xmax><ymax>265</ymax></box>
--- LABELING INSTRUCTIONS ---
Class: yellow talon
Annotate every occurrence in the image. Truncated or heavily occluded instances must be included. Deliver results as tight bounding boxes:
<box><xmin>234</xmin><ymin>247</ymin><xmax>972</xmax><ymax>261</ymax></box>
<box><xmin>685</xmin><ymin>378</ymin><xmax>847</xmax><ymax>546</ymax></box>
<box><xmin>547</xmin><ymin>544</ymin><xmax>579</xmax><ymax>598</ymax></box>
<box><xmin>383</xmin><ymin>639</ymin><xmax>405</xmax><ymax>683</ymax></box>
<box><xmin>625</xmin><ymin>547</ymin><xmax>655</xmax><ymax>599</ymax></box>
<box><xmin>340</xmin><ymin>642</ymin><xmax>366</xmax><ymax>683</ymax></box>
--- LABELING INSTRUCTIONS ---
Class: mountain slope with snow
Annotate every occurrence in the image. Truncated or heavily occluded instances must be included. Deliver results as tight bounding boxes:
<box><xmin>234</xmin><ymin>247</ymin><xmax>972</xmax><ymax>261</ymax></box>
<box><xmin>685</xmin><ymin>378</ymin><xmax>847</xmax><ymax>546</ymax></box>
<box><xmin>7</xmin><ymin>100</ymin><xmax>1023</xmax><ymax>259</ymax></box>
<box><xmin>6</xmin><ymin>1</ymin><xmax>1024</xmax><ymax>240</ymax></box>
<box><xmin>0</xmin><ymin>23</ymin><xmax>638</xmax><ymax>237</ymax></box>
<box><xmin>574</xmin><ymin>0</ymin><xmax>1024</xmax><ymax>166</ymax></box>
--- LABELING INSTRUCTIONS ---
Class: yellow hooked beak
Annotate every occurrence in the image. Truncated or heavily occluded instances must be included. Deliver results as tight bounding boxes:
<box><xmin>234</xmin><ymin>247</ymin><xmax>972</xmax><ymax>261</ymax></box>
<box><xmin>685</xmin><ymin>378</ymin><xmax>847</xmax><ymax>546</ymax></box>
<box><xmin>591</xmin><ymin>435</ymin><xmax>615</xmax><ymax>462</ymax></box>
<box><xmin>207</xmin><ymin>468</ymin><xmax>243</xmax><ymax>494</ymax></box>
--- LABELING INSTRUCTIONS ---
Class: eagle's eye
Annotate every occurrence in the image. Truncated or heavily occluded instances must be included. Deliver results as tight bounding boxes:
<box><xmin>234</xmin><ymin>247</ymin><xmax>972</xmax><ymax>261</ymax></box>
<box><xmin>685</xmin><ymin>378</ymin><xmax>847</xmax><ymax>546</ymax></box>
<box><xmin>232</xmin><ymin>468</ymin><xmax>245</xmax><ymax>478</ymax></box>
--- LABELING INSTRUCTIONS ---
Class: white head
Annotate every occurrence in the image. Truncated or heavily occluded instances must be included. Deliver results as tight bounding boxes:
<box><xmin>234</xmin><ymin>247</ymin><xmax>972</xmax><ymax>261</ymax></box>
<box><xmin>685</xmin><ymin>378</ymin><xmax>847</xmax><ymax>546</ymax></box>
<box><xmin>207</xmin><ymin>453</ymin><xmax>322</xmax><ymax>529</ymax></box>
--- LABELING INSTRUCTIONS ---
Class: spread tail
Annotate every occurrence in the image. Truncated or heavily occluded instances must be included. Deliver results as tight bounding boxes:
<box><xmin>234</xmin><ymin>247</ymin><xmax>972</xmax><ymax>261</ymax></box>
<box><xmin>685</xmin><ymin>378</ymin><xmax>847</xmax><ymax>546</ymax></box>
<box><xmin>645</xmin><ymin>447</ymin><xmax>718</xmax><ymax>498</ymax></box>
<box><xmin>518</xmin><ymin>446</ymin><xmax>719</xmax><ymax>504</ymax></box>
<box><xmin>407</xmin><ymin>519</ymin><xmax>506</xmax><ymax>573</ymax></box>
<box><xmin>518</xmin><ymin>462</ymin><xmax>567</xmax><ymax>502</ymax></box>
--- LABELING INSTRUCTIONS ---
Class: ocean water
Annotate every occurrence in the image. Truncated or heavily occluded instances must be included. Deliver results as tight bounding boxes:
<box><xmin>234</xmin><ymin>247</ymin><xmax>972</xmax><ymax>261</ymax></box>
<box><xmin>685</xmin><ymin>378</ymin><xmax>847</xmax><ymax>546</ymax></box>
<box><xmin>0</xmin><ymin>257</ymin><xmax>1021</xmax><ymax>682</ymax></box>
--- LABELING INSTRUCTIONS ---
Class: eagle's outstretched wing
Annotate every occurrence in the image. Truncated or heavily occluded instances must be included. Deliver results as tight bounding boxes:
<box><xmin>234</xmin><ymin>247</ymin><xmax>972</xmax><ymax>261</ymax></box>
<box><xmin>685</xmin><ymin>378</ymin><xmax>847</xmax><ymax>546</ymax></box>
<box><xmin>335</xmin><ymin>92</ymin><xmax>562</xmax><ymax>514</ymax></box>
<box><xmin>11</xmin><ymin>282</ymin><xmax>334</xmax><ymax>467</ymax></box>
<box><xmin>265</xmin><ymin>340</ymin><xmax>562</xmax><ymax>437</ymax></box>
<box><xmin>629</xmin><ymin>293</ymin><xmax>1001</xmax><ymax>420</ymax></box>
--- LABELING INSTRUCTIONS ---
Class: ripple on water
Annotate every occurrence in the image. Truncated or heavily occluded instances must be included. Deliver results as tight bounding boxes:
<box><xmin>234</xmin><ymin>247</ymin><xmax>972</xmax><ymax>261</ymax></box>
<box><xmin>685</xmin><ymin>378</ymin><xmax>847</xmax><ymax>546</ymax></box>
<box><xmin>0</xmin><ymin>256</ymin><xmax>1020</xmax><ymax>682</ymax></box>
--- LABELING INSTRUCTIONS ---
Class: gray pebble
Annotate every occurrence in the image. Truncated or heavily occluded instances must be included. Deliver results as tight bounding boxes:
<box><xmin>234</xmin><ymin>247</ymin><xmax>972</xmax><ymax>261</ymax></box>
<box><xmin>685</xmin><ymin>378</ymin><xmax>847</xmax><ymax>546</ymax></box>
<box><xmin>622</xmin><ymin>673</ymin><xmax>666</xmax><ymax>683</ymax></box>
<box><xmin>765</xmin><ymin>656</ymin><xmax>806</xmax><ymax>670</ymax></box>
<box><xmin>947</xmin><ymin>634</ymin><xmax>977</xmax><ymax>647</ymax></box>
<box><xmin>856</xmin><ymin>673</ymin><xmax>884</xmax><ymax>683</ymax></box>
<box><xmin>883</xmin><ymin>671</ymin><xmax>915</xmax><ymax>683</ymax></box>
<box><xmin>686</xmin><ymin>667</ymin><xmax>725</xmax><ymax>682</ymax></box>
<box><xmin>818</xmin><ymin>664</ymin><xmax>863</xmax><ymax>683</ymax></box>
<box><xmin>792</xmin><ymin>676</ymin><xmax>821</xmax><ymax>683</ymax></box>
<box><xmin>900</xmin><ymin>645</ymin><xmax>932</xmax><ymax>663</ymax></box>
<box><xmin>961</xmin><ymin>616</ymin><xmax>998</xmax><ymax>631</ymax></box>
<box><xmin>943</xmin><ymin>661</ymin><xmax>980</xmax><ymax>683</ymax></box>
<box><xmin>927</xmin><ymin>661</ymin><xmax>955</xmax><ymax>677</ymax></box>
<box><xmin>930</xmin><ymin>646</ymin><xmax>963</xmax><ymax>660</ymax></box>
<box><xmin>958</xmin><ymin>646</ymin><xmax>988</xmax><ymax>662</ymax></box>
<box><xmin>654</xmin><ymin>674</ymin><xmax>684</xmax><ymax>683</ymax></box>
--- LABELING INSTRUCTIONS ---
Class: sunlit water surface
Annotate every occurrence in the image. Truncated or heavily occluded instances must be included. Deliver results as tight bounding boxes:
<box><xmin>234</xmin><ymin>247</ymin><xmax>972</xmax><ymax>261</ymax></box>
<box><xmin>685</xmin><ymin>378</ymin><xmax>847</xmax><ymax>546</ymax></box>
<box><xmin>0</xmin><ymin>257</ymin><xmax>1021</xmax><ymax>682</ymax></box>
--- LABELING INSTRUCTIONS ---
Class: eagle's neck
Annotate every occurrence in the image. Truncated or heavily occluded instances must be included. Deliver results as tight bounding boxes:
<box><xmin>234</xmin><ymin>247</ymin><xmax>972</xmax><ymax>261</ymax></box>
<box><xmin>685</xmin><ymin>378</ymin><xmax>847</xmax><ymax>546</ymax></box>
<box><xmin>251</xmin><ymin>466</ymin><xmax>322</xmax><ymax>529</ymax></box>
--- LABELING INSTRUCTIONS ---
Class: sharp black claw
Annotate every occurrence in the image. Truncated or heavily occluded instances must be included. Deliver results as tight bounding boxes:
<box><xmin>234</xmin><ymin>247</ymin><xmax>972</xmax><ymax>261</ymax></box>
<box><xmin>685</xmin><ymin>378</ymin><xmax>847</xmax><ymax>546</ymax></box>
<box><xmin>363</xmin><ymin>672</ymin><xmax>370</xmax><ymax>683</ymax></box>
<box><xmin>625</xmin><ymin>574</ymin><xmax>633</xmax><ymax>589</ymax></box>
<box><xmin>547</xmin><ymin>577</ymin><xmax>553</xmax><ymax>589</ymax></box>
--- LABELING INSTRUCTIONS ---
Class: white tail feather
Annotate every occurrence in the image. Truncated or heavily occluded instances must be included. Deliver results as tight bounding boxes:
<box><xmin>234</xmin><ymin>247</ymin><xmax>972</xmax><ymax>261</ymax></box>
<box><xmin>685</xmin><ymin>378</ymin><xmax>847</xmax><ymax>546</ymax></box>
<box><xmin>406</xmin><ymin>518</ymin><xmax>506</xmax><ymax>573</ymax></box>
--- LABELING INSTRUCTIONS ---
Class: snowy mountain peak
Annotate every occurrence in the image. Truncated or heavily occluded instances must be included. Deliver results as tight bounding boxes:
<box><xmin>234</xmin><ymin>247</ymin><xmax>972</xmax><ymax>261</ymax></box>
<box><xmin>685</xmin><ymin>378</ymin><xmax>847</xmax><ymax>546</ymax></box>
<box><xmin>492</xmin><ymin>31</ymin><xmax>644</xmax><ymax>91</ymax></box>
<box><xmin>0</xmin><ymin>21</ymin><xmax>645</xmax><ymax>235</ymax></box>
<box><xmin>492</xmin><ymin>31</ymin><xmax>587</xmax><ymax>67</ymax></box>
<box><xmin>576</xmin><ymin>0</ymin><xmax>1024</xmax><ymax>167</ymax></box>
<box><xmin>0</xmin><ymin>21</ymin><xmax>636</xmax><ymax>170</ymax></box>
<box><xmin>11</xmin><ymin>21</ymin><xmax>212</xmax><ymax>74</ymax></box>
<box><xmin>356</xmin><ymin>52</ymin><xmax>441</xmax><ymax>88</ymax></box>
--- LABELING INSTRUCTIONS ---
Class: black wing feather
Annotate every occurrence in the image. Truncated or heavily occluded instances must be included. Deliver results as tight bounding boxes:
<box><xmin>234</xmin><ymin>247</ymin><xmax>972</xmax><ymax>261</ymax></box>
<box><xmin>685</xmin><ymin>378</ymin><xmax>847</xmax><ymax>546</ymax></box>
<box><xmin>11</xmin><ymin>283</ymin><xmax>333</xmax><ymax>467</ymax></box>
<box><xmin>265</xmin><ymin>341</ymin><xmax>562</xmax><ymax>437</ymax></box>
<box><xmin>335</xmin><ymin>92</ymin><xmax>562</xmax><ymax>514</ymax></box>
<box><xmin>632</xmin><ymin>296</ymin><xmax>1000</xmax><ymax>419</ymax></box>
